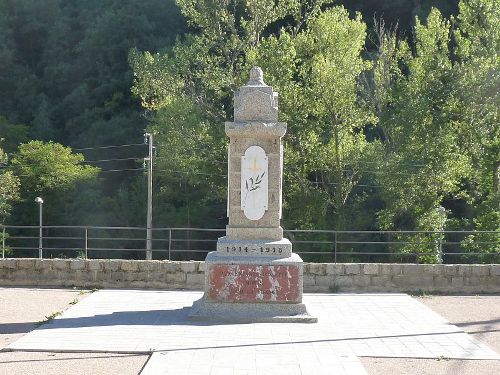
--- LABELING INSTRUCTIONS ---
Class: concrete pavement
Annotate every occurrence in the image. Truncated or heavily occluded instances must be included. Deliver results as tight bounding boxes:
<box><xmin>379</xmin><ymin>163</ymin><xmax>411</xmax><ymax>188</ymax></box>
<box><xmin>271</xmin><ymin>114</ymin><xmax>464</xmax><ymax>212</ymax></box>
<box><xmin>0</xmin><ymin>288</ymin><xmax>499</xmax><ymax>374</ymax></box>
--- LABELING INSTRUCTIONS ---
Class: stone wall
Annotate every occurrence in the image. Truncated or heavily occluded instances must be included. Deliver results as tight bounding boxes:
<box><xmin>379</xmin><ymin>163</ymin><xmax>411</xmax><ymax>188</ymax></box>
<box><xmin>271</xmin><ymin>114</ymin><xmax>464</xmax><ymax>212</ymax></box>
<box><xmin>303</xmin><ymin>263</ymin><xmax>499</xmax><ymax>293</ymax></box>
<box><xmin>0</xmin><ymin>259</ymin><xmax>498</xmax><ymax>293</ymax></box>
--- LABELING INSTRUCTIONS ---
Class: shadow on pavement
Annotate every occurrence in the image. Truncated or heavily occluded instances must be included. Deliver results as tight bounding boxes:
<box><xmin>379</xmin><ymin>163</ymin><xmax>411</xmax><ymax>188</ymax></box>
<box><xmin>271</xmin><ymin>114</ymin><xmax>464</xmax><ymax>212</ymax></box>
<box><xmin>33</xmin><ymin>307</ymin><xmax>246</xmax><ymax>328</ymax></box>
<box><xmin>455</xmin><ymin>318</ymin><xmax>500</xmax><ymax>334</ymax></box>
<box><xmin>0</xmin><ymin>322</ymin><xmax>37</xmax><ymax>335</ymax></box>
<box><xmin>0</xmin><ymin>353</ymin><xmax>145</xmax><ymax>364</ymax></box>
<box><xmin>456</xmin><ymin>318</ymin><xmax>500</xmax><ymax>327</ymax></box>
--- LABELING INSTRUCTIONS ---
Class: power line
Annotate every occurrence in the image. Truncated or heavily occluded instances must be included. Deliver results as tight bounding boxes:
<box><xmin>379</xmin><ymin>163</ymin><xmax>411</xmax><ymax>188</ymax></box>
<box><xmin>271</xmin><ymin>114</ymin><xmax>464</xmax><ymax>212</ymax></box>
<box><xmin>155</xmin><ymin>169</ymin><xmax>227</xmax><ymax>177</ymax></box>
<box><xmin>154</xmin><ymin>144</ymin><xmax>226</xmax><ymax>155</ymax></box>
<box><xmin>156</xmin><ymin>149</ymin><xmax>428</xmax><ymax>169</ymax></box>
<box><xmin>0</xmin><ymin>161</ymin><xmax>430</xmax><ymax>179</ymax></box>
<box><xmin>155</xmin><ymin>156</ymin><xmax>227</xmax><ymax>165</ymax></box>
<box><xmin>0</xmin><ymin>160</ymin><xmax>141</xmax><ymax>169</ymax></box>
<box><xmin>99</xmin><ymin>167</ymin><xmax>145</xmax><ymax>173</ymax></box>
<box><xmin>339</xmin><ymin>169</ymin><xmax>416</xmax><ymax>176</ymax></box>
<box><xmin>4</xmin><ymin>167</ymin><xmax>145</xmax><ymax>174</ymax></box>
<box><xmin>73</xmin><ymin>143</ymin><xmax>146</xmax><ymax>151</ymax></box>
<box><xmin>351</xmin><ymin>160</ymin><xmax>427</xmax><ymax>167</ymax></box>
<box><xmin>0</xmin><ymin>164</ymin><xmax>399</xmax><ymax>186</ymax></box>
<box><xmin>298</xmin><ymin>180</ymin><xmax>386</xmax><ymax>189</ymax></box>
<box><xmin>3</xmin><ymin>138</ymin><xmax>432</xmax><ymax>169</ymax></box>
<box><xmin>0</xmin><ymin>140</ymin><xmax>436</xmax><ymax>181</ymax></box>
<box><xmin>82</xmin><ymin>157</ymin><xmax>142</xmax><ymax>163</ymax></box>
<box><xmin>0</xmin><ymin>143</ymin><xmax>146</xmax><ymax>168</ymax></box>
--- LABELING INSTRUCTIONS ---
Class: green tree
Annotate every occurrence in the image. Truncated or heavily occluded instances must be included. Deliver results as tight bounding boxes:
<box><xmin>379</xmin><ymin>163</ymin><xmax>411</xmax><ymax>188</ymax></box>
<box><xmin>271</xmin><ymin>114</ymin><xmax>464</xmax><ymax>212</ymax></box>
<box><xmin>451</xmin><ymin>0</ymin><xmax>500</xmax><ymax>257</ymax></box>
<box><xmin>9</xmin><ymin>141</ymin><xmax>100</xmax><ymax>228</ymax></box>
<box><xmin>366</xmin><ymin>2</ymin><xmax>499</xmax><ymax>262</ymax></box>
<box><xmin>0</xmin><ymin>116</ymin><xmax>29</xmax><ymax>153</ymax></box>
<box><xmin>248</xmin><ymin>8</ymin><xmax>377</xmax><ymax>230</ymax></box>
<box><xmin>371</xmin><ymin>9</ymin><xmax>469</xmax><ymax>262</ymax></box>
<box><xmin>130</xmin><ymin>0</ymin><xmax>305</xmax><ymax>227</ymax></box>
<box><xmin>0</xmin><ymin>145</ymin><xmax>19</xmax><ymax>223</ymax></box>
<box><xmin>0</xmin><ymin>144</ymin><xmax>19</xmax><ymax>257</ymax></box>
<box><xmin>12</xmin><ymin>141</ymin><xmax>99</xmax><ymax>194</ymax></box>
<box><xmin>0</xmin><ymin>0</ymin><xmax>186</xmax><ymax>233</ymax></box>
<box><xmin>131</xmin><ymin>2</ymin><xmax>381</xmax><ymax>232</ymax></box>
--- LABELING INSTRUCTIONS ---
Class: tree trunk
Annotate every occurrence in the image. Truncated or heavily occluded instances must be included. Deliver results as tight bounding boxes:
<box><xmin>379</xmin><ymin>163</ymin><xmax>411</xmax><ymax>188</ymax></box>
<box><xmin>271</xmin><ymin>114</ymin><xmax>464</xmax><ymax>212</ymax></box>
<box><xmin>493</xmin><ymin>160</ymin><xmax>499</xmax><ymax>196</ymax></box>
<box><xmin>333</xmin><ymin>126</ymin><xmax>344</xmax><ymax>230</ymax></box>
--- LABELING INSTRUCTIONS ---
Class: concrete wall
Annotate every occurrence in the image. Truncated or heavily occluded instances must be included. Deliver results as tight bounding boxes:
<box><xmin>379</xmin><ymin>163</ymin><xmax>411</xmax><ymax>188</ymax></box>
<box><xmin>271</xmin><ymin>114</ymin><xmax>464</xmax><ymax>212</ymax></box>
<box><xmin>0</xmin><ymin>259</ymin><xmax>499</xmax><ymax>293</ymax></box>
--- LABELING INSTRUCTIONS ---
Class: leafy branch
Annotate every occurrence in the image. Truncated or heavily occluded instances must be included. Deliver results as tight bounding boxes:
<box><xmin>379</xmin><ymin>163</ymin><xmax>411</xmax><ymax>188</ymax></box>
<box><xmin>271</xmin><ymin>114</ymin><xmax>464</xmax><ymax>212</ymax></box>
<box><xmin>245</xmin><ymin>171</ymin><xmax>266</xmax><ymax>192</ymax></box>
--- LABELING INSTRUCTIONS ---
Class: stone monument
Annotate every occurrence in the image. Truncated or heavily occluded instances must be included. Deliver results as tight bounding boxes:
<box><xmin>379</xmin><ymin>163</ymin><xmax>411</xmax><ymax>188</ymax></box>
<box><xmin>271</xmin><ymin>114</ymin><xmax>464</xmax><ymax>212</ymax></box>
<box><xmin>189</xmin><ymin>67</ymin><xmax>316</xmax><ymax>323</ymax></box>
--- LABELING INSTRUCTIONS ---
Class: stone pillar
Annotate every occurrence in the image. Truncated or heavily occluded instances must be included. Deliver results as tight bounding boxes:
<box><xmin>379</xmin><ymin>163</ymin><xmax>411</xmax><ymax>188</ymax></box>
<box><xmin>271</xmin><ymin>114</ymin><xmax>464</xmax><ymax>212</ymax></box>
<box><xmin>189</xmin><ymin>67</ymin><xmax>316</xmax><ymax>323</ymax></box>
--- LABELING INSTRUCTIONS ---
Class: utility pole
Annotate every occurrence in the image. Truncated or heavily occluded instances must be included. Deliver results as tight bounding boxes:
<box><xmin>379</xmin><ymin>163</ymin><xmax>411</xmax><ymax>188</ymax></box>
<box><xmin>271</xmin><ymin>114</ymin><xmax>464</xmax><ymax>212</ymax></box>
<box><xmin>144</xmin><ymin>133</ymin><xmax>153</xmax><ymax>260</ymax></box>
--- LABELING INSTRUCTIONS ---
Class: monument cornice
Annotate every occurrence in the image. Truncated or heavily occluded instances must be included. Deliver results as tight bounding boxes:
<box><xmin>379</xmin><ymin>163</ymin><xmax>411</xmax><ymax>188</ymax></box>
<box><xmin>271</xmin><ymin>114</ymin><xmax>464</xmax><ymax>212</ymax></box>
<box><xmin>225</xmin><ymin>121</ymin><xmax>287</xmax><ymax>138</ymax></box>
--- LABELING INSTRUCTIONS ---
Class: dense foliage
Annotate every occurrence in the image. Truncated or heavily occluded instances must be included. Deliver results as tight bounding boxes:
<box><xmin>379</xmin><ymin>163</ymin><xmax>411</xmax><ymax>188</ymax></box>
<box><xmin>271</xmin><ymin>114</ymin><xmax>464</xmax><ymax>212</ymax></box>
<box><xmin>0</xmin><ymin>0</ymin><xmax>185</xmax><ymax>227</ymax></box>
<box><xmin>0</xmin><ymin>0</ymin><xmax>498</xmax><ymax>262</ymax></box>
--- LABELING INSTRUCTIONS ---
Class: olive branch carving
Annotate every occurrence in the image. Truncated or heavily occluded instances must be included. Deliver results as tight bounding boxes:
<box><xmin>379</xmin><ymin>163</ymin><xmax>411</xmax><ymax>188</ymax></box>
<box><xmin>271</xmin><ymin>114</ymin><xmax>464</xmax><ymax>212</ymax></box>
<box><xmin>245</xmin><ymin>172</ymin><xmax>265</xmax><ymax>192</ymax></box>
<box><xmin>243</xmin><ymin>171</ymin><xmax>266</xmax><ymax>205</ymax></box>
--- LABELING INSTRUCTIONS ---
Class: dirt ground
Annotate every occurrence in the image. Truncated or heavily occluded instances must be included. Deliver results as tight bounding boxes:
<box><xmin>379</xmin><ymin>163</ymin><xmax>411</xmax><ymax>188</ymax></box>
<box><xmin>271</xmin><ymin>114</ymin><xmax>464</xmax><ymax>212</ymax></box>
<box><xmin>0</xmin><ymin>287</ymin><xmax>148</xmax><ymax>375</ymax></box>
<box><xmin>0</xmin><ymin>288</ymin><xmax>498</xmax><ymax>375</ymax></box>
<box><xmin>362</xmin><ymin>295</ymin><xmax>500</xmax><ymax>375</ymax></box>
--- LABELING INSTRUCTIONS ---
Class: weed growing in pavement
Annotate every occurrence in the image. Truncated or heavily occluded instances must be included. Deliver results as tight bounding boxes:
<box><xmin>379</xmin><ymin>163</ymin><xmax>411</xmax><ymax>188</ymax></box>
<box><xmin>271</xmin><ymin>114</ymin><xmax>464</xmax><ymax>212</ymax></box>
<box><xmin>34</xmin><ymin>288</ymin><xmax>99</xmax><ymax>326</ymax></box>
<box><xmin>36</xmin><ymin>310</ymin><xmax>63</xmax><ymax>326</ymax></box>
<box><xmin>408</xmin><ymin>289</ymin><xmax>431</xmax><ymax>298</ymax></box>
<box><xmin>329</xmin><ymin>284</ymin><xmax>340</xmax><ymax>293</ymax></box>
<box><xmin>436</xmin><ymin>355</ymin><xmax>450</xmax><ymax>361</ymax></box>
<box><xmin>78</xmin><ymin>287</ymin><xmax>99</xmax><ymax>296</ymax></box>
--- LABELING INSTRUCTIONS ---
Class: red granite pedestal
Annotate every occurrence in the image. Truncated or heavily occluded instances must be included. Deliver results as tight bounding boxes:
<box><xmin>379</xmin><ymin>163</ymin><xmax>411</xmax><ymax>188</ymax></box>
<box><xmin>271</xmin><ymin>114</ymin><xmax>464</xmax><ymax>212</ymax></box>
<box><xmin>207</xmin><ymin>264</ymin><xmax>301</xmax><ymax>303</ymax></box>
<box><xmin>188</xmin><ymin>252</ymin><xmax>317</xmax><ymax>323</ymax></box>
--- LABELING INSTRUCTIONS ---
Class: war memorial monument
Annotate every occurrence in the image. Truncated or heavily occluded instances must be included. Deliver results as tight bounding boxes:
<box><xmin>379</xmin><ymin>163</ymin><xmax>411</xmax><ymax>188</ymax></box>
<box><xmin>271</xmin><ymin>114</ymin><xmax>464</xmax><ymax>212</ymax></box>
<box><xmin>189</xmin><ymin>67</ymin><xmax>317</xmax><ymax>323</ymax></box>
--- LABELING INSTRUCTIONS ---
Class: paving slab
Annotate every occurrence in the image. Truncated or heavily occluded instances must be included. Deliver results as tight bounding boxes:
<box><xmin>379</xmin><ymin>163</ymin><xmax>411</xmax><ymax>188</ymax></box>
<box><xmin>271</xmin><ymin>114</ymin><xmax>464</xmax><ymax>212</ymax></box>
<box><xmin>143</xmin><ymin>346</ymin><xmax>366</xmax><ymax>375</ymax></box>
<box><xmin>5</xmin><ymin>290</ymin><xmax>499</xmax><ymax>374</ymax></box>
<box><xmin>0</xmin><ymin>351</ymin><xmax>147</xmax><ymax>375</ymax></box>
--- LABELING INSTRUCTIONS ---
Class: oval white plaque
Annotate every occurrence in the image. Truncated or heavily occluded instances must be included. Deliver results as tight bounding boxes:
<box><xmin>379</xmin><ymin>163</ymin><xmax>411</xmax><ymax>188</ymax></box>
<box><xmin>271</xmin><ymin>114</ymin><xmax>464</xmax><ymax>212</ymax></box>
<box><xmin>241</xmin><ymin>146</ymin><xmax>268</xmax><ymax>220</ymax></box>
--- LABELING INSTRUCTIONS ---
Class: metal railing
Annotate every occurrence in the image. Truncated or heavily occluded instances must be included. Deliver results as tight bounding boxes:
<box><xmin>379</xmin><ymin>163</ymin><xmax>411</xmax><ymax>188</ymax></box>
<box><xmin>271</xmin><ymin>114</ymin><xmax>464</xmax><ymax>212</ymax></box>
<box><xmin>0</xmin><ymin>225</ymin><xmax>498</xmax><ymax>263</ymax></box>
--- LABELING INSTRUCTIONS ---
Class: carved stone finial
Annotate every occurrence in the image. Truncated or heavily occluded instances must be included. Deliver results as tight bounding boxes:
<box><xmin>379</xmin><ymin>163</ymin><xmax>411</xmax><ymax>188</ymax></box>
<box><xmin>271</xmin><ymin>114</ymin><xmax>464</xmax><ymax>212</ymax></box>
<box><xmin>233</xmin><ymin>66</ymin><xmax>278</xmax><ymax>122</ymax></box>
<box><xmin>249</xmin><ymin>66</ymin><xmax>264</xmax><ymax>85</ymax></box>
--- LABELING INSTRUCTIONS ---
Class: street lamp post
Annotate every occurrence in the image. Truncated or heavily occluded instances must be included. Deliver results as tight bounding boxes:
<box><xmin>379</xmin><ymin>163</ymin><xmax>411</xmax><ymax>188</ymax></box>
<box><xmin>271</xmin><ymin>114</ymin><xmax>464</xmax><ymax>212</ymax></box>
<box><xmin>35</xmin><ymin>197</ymin><xmax>43</xmax><ymax>259</ymax></box>
<box><xmin>437</xmin><ymin>206</ymin><xmax>446</xmax><ymax>264</ymax></box>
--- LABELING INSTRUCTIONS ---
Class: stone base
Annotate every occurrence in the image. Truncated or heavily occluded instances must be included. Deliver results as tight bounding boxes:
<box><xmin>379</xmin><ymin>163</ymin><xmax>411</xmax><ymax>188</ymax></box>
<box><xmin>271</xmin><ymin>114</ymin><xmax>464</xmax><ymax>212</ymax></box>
<box><xmin>205</xmin><ymin>251</ymin><xmax>303</xmax><ymax>303</ymax></box>
<box><xmin>188</xmin><ymin>298</ymin><xmax>317</xmax><ymax>323</ymax></box>
<box><xmin>188</xmin><ymin>250</ymin><xmax>318</xmax><ymax>323</ymax></box>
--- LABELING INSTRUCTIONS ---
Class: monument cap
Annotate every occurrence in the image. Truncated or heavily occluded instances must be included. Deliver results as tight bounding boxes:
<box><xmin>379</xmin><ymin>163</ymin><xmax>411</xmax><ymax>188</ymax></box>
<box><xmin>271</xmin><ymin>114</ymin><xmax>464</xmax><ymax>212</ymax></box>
<box><xmin>234</xmin><ymin>66</ymin><xmax>278</xmax><ymax>122</ymax></box>
<box><xmin>248</xmin><ymin>66</ymin><xmax>264</xmax><ymax>85</ymax></box>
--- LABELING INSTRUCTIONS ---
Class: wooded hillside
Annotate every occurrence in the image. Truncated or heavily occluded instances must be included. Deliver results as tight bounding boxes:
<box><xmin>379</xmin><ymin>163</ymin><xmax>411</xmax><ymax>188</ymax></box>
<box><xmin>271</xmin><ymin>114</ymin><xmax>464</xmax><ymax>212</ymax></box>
<box><xmin>0</xmin><ymin>0</ymin><xmax>498</xmax><ymax>262</ymax></box>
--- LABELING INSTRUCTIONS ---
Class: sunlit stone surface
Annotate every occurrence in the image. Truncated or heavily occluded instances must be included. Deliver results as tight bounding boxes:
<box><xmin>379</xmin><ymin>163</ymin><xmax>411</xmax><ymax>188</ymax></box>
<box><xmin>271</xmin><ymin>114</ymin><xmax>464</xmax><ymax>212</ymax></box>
<box><xmin>189</xmin><ymin>67</ymin><xmax>316</xmax><ymax>322</ymax></box>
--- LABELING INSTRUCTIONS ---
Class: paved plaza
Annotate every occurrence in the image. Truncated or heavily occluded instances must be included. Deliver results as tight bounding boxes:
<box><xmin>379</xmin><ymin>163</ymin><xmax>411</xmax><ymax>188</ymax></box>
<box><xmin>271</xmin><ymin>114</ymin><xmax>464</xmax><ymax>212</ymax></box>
<box><xmin>3</xmin><ymin>290</ymin><xmax>499</xmax><ymax>374</ymax></box>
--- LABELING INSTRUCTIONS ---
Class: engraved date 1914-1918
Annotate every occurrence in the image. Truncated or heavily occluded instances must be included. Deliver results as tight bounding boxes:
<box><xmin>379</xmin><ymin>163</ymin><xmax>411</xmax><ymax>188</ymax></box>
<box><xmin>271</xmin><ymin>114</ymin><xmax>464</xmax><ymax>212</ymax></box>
<box><xmin>225</xmin><ymin>246</ymin><xmax>283</xmax><ymax>254</ymax></box>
